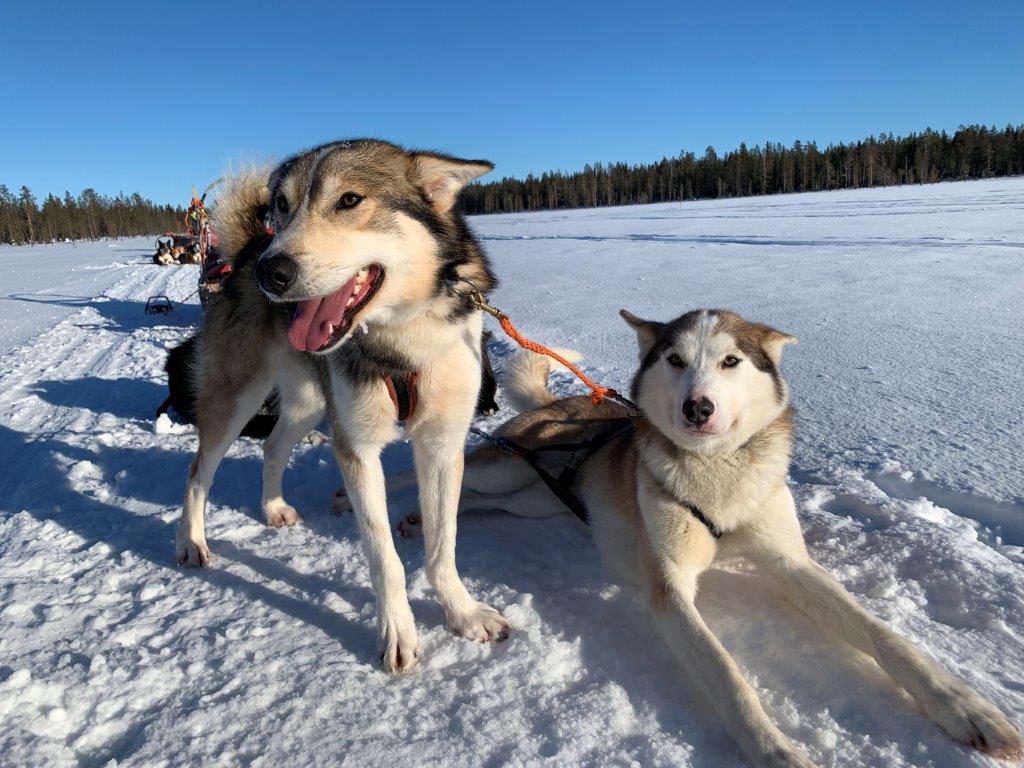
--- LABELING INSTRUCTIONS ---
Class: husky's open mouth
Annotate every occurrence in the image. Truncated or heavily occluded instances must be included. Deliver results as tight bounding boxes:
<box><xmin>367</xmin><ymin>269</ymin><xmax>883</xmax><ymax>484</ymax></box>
<box><xmin>287</xmin><ymin>265</ymin><xmax>384</xmax><ymax>352</ymax></box>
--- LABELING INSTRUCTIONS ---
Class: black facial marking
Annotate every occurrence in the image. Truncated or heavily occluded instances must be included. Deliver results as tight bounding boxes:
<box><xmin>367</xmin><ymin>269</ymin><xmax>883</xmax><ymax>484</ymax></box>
<box><xmin>307</xmin><ymin>145</ymin><xmax>341</xmax><ymax>206</ymax></box>
<box><xmin>630</xmin><ymin>311</ymin><xmax>706</xmax><ymax>399</ymax></box>
<box><xmin>734</xmin><ymin>337</ymin><xmax>785</xmax><ymax>402</ymax></box>
<box><xmin>387</xmin><ymin>194</ymin><xmax>448</xmax><ymax>241</ymax></box>
<box><xmin>385</xmin><ymin>193</ymin><xmax>497</xmax><ymax>318</ymax></box>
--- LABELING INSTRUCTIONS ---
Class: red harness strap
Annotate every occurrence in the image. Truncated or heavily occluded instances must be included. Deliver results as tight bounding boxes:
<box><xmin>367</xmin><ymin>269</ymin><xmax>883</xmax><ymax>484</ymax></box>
<box><xmin>384</xmin><ymin>371</ymin><xmax>419</xmax><ymax>422</ymax></box>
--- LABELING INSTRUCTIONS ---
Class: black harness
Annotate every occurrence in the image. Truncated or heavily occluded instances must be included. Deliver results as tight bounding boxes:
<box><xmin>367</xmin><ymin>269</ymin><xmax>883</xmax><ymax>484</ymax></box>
<box><xmin>642</xmin><ymin>460</ymin><xmax>722</xmax><ymax>539</ymax></box>
<box><xmin>470</xmin><ymin>420</ymin><xmax>633</xmax><ymax>523</ymax></box>
<box><xmin>470</xmin><ymin>418</ymin><xmax>724</xmax><ymax>540</ymax></box>
<box><xmin>685</xmin><ymin>503</ymin><xmax>722</xmax><ymax>539</ymax></box>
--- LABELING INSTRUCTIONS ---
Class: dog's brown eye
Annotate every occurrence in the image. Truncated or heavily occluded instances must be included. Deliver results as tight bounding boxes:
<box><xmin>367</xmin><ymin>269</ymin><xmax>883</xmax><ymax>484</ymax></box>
<box><xmin>723</xmin><ymin>355</ymin><xmax>741</xmax><ymax>368</ymax></box>
<box><xmin>275</xmin><ymin>194</ymin><xmax>289</xmax><ymax>214</ymax></box>
<box><xmin>666</xmin><ymin>353</ymin><xmax>685</xmax><ymax>368</ymax></box>
<box><xmin>337</xmin><ymin>192</ymin><xmax>363</xmax><ymax>210</ymax></box>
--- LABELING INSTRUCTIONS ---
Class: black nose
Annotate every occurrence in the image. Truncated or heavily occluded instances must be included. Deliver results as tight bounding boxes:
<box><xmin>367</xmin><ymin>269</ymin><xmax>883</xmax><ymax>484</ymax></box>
<box><xmin>255</xmin><ymin>254</ymin><xmax>298</xmax><ymax>295</ymax></box>
<box><xmin>683</xmin><ymin>397</ymin><xmax>715</xmax><ymax>425</ymax></box>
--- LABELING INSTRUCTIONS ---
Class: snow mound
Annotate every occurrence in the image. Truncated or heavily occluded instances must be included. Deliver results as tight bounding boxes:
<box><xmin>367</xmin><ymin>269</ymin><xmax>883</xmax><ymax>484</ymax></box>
<box><xmin>154</xmin><ymin>412</ymin><xmax>190</xmax><ymax>435</ymax></box>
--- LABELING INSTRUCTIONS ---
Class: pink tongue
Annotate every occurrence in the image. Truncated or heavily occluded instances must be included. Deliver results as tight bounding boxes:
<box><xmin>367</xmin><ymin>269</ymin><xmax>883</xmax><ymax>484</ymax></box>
<box><xmin>287</xmin><ymin>275</ymin><xmax>360</xmax><ymax>352</ymax></box>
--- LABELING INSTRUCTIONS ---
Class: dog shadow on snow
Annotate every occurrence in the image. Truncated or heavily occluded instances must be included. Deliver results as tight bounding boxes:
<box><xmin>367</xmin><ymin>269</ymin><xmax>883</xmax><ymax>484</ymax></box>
<box><xmin>0</xmin><ymin>292</ymin><xmax>202</xmax><ymax>334</ymax></box>
<box><xmin>0</xmin><ymin>423</ymin><xmax>379</xmax><ymax>664</ymax></box>
<box><xmin>31</xmin><ymin>377</ymin><xmax>168</xmax><ymax>421</ymax></box>
<box><xmin>0</xmin><ymin>413</ymin><xmax>1003</xmax><ymax>765</ymax></box>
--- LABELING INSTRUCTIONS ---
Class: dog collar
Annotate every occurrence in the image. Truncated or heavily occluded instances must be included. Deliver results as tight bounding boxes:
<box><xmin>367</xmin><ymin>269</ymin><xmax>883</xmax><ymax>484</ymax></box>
<box><xmin>639</xmin><ymin>453</ymin><xmax>724</xmax><ymax>539</ymax></box>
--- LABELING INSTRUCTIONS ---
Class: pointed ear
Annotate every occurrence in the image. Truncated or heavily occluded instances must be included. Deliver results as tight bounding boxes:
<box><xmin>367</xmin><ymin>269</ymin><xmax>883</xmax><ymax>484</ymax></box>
<box><xmin>410</xmin><ymin>153</ymin><xmax>494</xmax><ymax>213</ymax></box>
<box><xmin>762</xmin><ymin>329</ymin><xmax>797</xmax><ymax>365</ymax></box>
<box><xmin>620</xmin><ymin>309</ymin><xmax>663</xmax><ymax>359</ymax></box>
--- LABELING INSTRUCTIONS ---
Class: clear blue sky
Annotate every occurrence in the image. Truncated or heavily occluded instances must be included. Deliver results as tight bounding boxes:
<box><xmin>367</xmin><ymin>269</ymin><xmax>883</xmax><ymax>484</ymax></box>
<box><xmin>3</xmin><ymin>0</ymin><xmax>1022</xmax><ymax>206</ymax></box>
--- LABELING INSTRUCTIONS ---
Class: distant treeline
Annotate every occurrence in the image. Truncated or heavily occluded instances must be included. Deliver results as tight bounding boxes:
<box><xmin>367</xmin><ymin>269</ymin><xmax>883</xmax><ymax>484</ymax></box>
<box><xmin>0</xmin><ymin>185</ymin><xmax>186</xmax><ymax>245</ymax></box>
<box><xmin>461</xmin><ymin>124</ymin><xmax>1024</xmax><ymax>214</ymax></box>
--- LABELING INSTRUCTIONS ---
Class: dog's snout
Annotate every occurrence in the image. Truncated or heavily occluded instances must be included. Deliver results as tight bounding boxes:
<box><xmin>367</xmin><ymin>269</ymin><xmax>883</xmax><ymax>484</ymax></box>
<box><xmin>256</xmin><ymin>254</ymin><xmax>298</xmax><ymax>296</ymax></box>
<box><xmin>683</xmin><ymin>397</ymin><xmax>715</xmax><ymax>426</ymax></box>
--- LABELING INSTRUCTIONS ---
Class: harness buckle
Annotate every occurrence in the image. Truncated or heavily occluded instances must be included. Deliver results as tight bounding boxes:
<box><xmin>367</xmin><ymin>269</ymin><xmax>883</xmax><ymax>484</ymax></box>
<box><xmin>446</xmin><ymin>278</ymin><xmax>505</xmax><ymax>319</ymax></box>
<box><xmin>475</xmin><ymin>299</ymin><xmax>505</xmax><ymax>319</ymax></box>
<box><xmin>470</xmin><ymin>427</ymin><xmax>524</xmax><ymax>457</ymax></box>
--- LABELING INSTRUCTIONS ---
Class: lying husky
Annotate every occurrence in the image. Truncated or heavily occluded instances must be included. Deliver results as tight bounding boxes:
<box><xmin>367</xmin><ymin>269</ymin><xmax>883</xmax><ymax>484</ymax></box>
<box><xmin>430</xmin><ymin>309</ymin><xmax>1021</xmax><ymax>765</ymax></box>
<box><xmin>153</xmin><ymin>238</ymin><xmax>175</xmax><ymax>265</ymax></box>
<box><xmin>176</xmin><ymin>140</ymin><xmax>510</xmax><ymax>672</ymax></box>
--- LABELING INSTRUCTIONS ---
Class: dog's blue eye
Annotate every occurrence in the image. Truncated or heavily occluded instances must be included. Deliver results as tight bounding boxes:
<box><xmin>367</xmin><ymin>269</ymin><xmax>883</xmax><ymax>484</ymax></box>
<box><xmin>723</xmin><ymin>355</ymin><xmax>741</xmax><ymax>368</ymax></box>
<box><xmin>666</xmin><ymin>353</ymin><xmax>685</xmax><ymax>368</ymax></box>
<box><xmin>337</xmin><ymin>192</ymin><xmax>363</xmax><ymax>210</ymax></box>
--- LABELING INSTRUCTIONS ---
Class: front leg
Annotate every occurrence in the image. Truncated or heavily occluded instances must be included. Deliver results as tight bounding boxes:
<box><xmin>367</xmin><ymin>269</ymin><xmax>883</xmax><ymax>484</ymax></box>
<box><xmin>746</xmin><ymin>490</ymin><xmax>1022</xmax><ymax>759</ymax></box>
<box><xmin>410</xmin><ymin>430</ymin><xmax>510</xmax><ymax>642</ymax></box>
<box><xmin>766</xmin><ymin>556</ymin><xmax>1021</xmax><ymax>758</ymax></box>
<box><xmin>260</xmin><ymin>366</ymin><xmax>325</xmax><ymax>527</ymax></box>
<box><xmin>334</xmin><ymin>442</ymin><xmax>419</xmax><ymax>673</ymax></box>
<box><xmin>178</xmin><ymin>377</ymin><xmax>273</xmax><ymax>566</ymax></box>
<box><xmin>650</xmin><ymin>570</ymin><xmax>817</xmax><ymax>768</ymax></box>
<box><xmin>636</xmin><ymin>479</ymin><xmax>817</xmax><ymax>767</ymax></box>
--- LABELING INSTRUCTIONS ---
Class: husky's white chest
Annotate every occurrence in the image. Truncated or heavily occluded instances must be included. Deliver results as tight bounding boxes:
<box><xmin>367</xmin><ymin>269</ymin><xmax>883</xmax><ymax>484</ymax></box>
<box><xmin>645</xmin><ymin>446</ymin><xmax>782</xmax><ymax>534</ymax></box>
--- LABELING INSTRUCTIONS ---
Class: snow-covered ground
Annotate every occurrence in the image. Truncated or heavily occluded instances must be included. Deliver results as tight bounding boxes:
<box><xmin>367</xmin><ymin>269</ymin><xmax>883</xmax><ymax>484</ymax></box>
<box><xmin>0</xmin><ymin>239</ymin><xmax>160</xmax><ymax>354</ymax></box>
<box><xmin>1</xmin><ymin>178</ymin><xmax>1022</xmax><ymax>767</ymax></box>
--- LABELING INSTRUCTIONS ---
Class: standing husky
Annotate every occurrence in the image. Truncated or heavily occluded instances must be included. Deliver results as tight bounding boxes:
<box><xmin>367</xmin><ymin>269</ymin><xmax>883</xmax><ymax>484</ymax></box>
<box><xmin>176</xmin><ymin>140</ymin><xmax>509</xmax><ymax>673</ymax></box>
<box><xmin>440</xmin><ymin>309</ymin><xmax>1021</xmax><ymax>765</ymax></box>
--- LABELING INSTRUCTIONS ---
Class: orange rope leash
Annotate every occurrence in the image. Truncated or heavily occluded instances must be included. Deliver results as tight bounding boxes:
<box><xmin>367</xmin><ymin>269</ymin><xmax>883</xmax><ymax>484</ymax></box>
<box><xmin>450</xmin><ymin>279</ymin><xmax>621</xmax><ymax>407</ymax></box>
<box><xmin>496</xmin><ymin>314</ymin><xmax>616</xmax><ymax>405</ymax></box>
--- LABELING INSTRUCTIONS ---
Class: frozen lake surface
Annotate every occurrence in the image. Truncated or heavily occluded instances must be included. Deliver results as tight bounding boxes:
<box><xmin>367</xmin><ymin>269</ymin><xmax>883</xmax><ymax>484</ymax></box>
<box><xmin>0</xmin><ymin>178</ymin><xmax>1021</xmax><ymax>766</ymax></box>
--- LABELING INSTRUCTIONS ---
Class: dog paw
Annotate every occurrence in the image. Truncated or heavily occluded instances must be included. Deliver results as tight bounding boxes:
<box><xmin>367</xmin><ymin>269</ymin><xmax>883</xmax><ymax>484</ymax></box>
<box><xmin>921</xmin><ymin>680</ymin><xmax>1022</xmax><ymax>759</ymax></box>
<box><xmin>378</xmin><ymin>606</ymin><xmax>419</xmax><ymax>674</ymax></box>
<box><xmin>263</xmin><ymin>500</ymin><xmax>302</xmax><ymax>528</ymax></box>
<box><xmin>330</xmin><ymin>487</ymin><xmax>352</xmax><ymax>516</ymax></box>
<box><xmin>175</xmin><ymin>536</ymin><xmax>211</xmax><ymax>567</ymax></box>
<box><xmin>738</xmin><ymin>725</ymin><xmax>818</xmax><ymax>768</ymax></box>
<box><xmin>760</xmin><ymin>751</ymin><xmax>817</xmax><ymax>768</ymax></box>
<box><xmin>760</xmin><ymin>745</ymin><xmax>818</xmax><ymax>768</ymax></box>
<box><xmin>303</xmin><ymin>429</ymin><xmax>330</xmax><ymax>446</ymax></box>
<box><xmin>447</xmin><ymin>601</ymin><xmax>511</xmax><ymax>643</ymax></box>
<box><xmin>743</xmin><ymin>736</ymin><xmax>818</xmax><ymax>768</ymax></box>
<box><xmin>396</xmin><ymin>513</ymin><xmax>422</xmax><ymax>538</ymax></box>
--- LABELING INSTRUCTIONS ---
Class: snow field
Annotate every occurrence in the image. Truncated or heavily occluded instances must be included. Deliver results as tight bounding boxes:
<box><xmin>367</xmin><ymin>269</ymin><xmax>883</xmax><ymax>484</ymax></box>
<box><xmin>1</xmin><ymin>178</ymin><xmax>1022</xmax><ymax>766</ymax></box>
